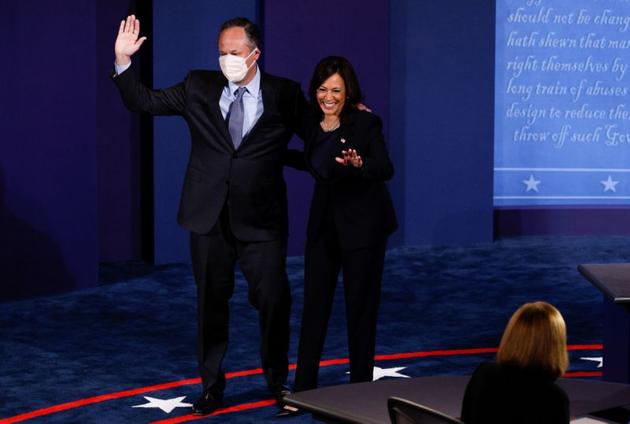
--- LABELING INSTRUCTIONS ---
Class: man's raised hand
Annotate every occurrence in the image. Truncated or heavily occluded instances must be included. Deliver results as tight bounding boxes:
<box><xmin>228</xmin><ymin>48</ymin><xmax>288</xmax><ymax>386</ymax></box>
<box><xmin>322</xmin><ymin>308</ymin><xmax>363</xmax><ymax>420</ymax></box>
<box><xmin>115</xmin><ymin>15</ymin><xmax>147</xmax><ymax>65</ymax></box>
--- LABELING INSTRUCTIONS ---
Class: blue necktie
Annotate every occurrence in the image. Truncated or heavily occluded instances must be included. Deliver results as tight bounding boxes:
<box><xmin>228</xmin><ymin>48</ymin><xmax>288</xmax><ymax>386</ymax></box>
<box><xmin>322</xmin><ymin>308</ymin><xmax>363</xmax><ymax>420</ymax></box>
<box><xmin>228</xmin><ymin>87</ymin><xmax>246</xmax><ymax>149</ymax></box>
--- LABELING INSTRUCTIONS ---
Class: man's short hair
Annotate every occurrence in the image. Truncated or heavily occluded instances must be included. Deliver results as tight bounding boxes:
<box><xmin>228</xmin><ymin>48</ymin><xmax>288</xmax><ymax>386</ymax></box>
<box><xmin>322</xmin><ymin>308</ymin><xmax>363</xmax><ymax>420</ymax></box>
<box><xmin>219</xmin><ymin>17</ymin><xmax>261</xmax><ymax>50</ymax></box>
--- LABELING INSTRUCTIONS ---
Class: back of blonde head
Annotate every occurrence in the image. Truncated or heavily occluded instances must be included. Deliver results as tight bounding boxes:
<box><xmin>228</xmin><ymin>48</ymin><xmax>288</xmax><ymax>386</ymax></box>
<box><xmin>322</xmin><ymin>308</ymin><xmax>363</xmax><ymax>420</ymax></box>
<box><xmin>497</xmin><ymin>301</ymin><xmax>568</xmax><ymax>378</ymax></box>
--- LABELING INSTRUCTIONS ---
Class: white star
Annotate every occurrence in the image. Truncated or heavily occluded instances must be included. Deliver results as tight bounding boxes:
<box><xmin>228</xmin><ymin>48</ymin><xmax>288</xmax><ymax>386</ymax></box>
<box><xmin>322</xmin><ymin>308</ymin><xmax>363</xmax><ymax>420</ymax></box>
<box><xmin>523</xmin><ymin>174</ymin><xmax>541</xmax><ymax>192</ymax></box>
<box><xmin>371</xmin><ymin>366</ymin><xmax>411</xmax><ymax>381</ymax></box>
<box><xmin>600</xmin><ymin>176</ymin><xmax>619</xmax><ymax>192</ymax></box>
<box><xmin>580</xmin><ymin>356</ymin><xmax>603</xmax><ymax>368</ymax></box>
<box><xmin>132</xmin><ymin>396</ymin><xmax>192</xmax><ymax>414</ymax></box>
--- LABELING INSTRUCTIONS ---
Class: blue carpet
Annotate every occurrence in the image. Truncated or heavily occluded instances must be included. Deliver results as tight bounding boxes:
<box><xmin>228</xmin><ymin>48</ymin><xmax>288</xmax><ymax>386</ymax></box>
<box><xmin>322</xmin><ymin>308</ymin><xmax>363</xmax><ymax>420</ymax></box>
<box><xmin>1</xmin><ymin>236</ymin><xmax>625</xmax><ymax>422</ymax></box>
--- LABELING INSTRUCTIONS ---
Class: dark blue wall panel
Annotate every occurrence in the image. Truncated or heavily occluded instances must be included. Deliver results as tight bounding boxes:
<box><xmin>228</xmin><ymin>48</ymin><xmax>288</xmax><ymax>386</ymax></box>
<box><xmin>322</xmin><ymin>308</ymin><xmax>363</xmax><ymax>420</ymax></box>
<box><xmin>390</xmin><ymin>0</ymin><xmax>495</xmax><ymax>245</ymax></box>
<box><xmin>152</xmin><ymin>0</ymin><xmax>258</xmax><ymax>264</ymax></box>
<box><xmin>495</xmin><ymin>207</ymin><xmax>630</xmax><ymax>237</ymax></box>
<box><xmin>97</xmin><ymin>0</ymin><xmax>142</xmax><ymax>262</ymax></box>
<box><xmin>0</xmin><ymin>1</ymin><xmax>98</xmax><ymax>300</ymax></box>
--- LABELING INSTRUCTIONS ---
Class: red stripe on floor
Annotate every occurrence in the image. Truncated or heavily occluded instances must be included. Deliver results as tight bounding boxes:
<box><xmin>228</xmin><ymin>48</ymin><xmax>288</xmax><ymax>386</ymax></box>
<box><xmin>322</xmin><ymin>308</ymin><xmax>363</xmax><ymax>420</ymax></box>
<box><xmin>149</xmin><ymin>399</ymin><xmax>277</xmax><ymax>424</ymax></box>
<box><xmin>565</xmin><ymin>371</ymin><xmax>603</xmax><ymax>378</ymax></box>
<box><xmin>376</xmin><ymin>347</ymin><xmax>499</xmax><ymax>360</ymax></box>
<box><xmin>568</xmin><ymin>344</ymin><xmax>602</xmax><ymax>351</ymax></box>
<box><xmin>225</xmin><ymin>368</ymin><xmax>263</xmax><ymax>379</ymax></box>
<box><xmin>2</xmin><ymin>344</ymin><xmax>603</xmax><ymax>422</ymax></box>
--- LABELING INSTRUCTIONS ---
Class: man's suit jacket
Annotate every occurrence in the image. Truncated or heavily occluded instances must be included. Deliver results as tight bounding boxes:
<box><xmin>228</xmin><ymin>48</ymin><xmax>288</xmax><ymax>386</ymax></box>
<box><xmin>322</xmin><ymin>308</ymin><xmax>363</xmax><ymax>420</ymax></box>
<box><xmin>113</xmin><ymin>67</ymin><xmax>306</xmax><ymax>241</ymax></box>
<box><xmin>298</xmin><ymin>109</ymin><xmax>398</xmax><ymax>251</ymax></box>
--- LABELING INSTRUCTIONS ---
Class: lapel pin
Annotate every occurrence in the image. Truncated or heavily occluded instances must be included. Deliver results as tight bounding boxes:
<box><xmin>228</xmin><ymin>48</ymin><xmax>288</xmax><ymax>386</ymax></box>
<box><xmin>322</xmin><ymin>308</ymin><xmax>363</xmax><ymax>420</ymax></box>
<box><xmin>340</xmin><ymin>138</ymin><xmax>346</xmax><ymax>144</ymax></box>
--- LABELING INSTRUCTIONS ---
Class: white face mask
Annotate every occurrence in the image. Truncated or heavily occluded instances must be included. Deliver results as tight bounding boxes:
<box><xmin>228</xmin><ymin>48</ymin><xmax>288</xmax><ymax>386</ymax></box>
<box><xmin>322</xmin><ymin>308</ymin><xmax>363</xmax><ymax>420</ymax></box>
<box><xmin>219</xmin><ymin>48</ymin><xmax>258</xmax><ymax>83</ymax></box>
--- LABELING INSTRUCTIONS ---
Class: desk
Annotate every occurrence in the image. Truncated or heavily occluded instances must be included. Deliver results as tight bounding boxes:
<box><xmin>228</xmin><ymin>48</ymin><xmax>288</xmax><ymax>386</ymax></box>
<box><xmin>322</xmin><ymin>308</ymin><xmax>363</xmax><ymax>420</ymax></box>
<box><xmin>578</xmin><ymin>264</ymin><xmax>630</xmax><ymax>383</ymax></box>
<box><xmin>284</xmin><ymin>376</ymin><xmax>630</xmax><ymax>424</ymax></box>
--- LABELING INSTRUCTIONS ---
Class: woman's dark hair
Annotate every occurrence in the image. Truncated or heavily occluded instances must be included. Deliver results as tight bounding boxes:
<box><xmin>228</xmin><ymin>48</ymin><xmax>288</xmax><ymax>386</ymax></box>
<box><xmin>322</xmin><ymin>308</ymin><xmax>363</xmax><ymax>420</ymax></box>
<box><xmin>308</xmin><ymin>56</ymin><xmax>363</xmax><ymax>121</ymax></box>
<box><xmin>219</xmin><ymin>17</ymin><xmax>261</xmax><ymax>50</ymax></box>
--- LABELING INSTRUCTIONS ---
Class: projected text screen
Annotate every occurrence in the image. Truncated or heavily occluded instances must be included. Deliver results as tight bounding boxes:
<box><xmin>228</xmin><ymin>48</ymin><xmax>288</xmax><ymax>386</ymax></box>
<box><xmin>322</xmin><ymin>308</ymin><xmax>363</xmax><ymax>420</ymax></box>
<box><xmin>494</xmin><ymin>0</ymin><xmax>630</xmax><ymax>206</ymax></box>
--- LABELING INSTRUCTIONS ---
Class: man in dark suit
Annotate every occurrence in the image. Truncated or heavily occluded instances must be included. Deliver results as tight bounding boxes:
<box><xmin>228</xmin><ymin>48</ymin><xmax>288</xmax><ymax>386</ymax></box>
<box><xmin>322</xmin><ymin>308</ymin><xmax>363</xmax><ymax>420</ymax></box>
<box><xmin>112</xmin><ymin>15</ymin><xmax>305</xmax><ymax>416</ymax></box>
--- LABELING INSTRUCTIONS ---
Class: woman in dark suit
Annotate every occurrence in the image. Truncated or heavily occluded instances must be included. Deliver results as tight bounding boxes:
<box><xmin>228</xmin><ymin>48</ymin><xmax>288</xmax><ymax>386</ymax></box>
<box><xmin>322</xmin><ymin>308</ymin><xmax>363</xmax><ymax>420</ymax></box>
<box><xmin>460</xmin><ymin>301</ymin><xmax>570</xmax><ymax>424</ymax></box>
<box><xmin>291</xmin><ymin>56</ymin><xmax>398</xmax><ymax>393</ymax></box>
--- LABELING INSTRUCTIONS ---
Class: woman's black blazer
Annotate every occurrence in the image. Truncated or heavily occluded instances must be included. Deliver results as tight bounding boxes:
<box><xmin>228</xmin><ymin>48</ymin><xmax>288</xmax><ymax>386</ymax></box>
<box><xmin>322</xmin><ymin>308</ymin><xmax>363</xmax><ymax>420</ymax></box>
<box><xmin>460</xmin><ymin>362</ymin><xmax>570</xmax><ymax>424</ymax></box>
<box><xmin>296</xmin><ymin>108</ymin><xmax>398</xmax><ymax>250</ymax></box>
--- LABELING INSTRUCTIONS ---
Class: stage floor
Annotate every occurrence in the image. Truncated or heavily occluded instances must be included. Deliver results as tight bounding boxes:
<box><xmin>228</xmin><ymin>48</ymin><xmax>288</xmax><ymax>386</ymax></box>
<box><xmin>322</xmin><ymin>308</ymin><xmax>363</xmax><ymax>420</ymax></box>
<box><xmin>2</xmin><ymin>235</ymin><xmax>623</xmax><ymax>422</ymax></box>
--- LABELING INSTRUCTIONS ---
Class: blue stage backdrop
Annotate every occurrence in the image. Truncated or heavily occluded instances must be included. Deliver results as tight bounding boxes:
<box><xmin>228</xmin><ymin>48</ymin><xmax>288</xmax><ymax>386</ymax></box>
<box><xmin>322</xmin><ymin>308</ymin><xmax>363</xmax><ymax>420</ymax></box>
<box><xmin>389</xmin><ymin>0</ymin><xmax>495</xmax><ymax>245</ymax></box>
<box><xmin>12</xmin><ymin>0</ymin><xmax>623</xmax><ymax>302</ymax></box>
<box><xmin>152</xmin><ymin>0</ymin><xmax>494</xmax><ymax>259</ymax></box>
<box><xmin>0</xmin><ymin>1</ymin><xmax>99</xmax><ymax>300</ymax></box>
<box><xmin>152</xmin><ymin>0</ymin><xmax>258</xmax><ymax>264</ymax></box>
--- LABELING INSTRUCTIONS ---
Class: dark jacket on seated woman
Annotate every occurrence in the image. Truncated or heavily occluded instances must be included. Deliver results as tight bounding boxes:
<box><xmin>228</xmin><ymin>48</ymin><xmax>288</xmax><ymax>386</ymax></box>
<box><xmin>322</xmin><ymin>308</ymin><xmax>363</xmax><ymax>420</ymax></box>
<box><xmin>460</xmin><ymin>361</ymin><xmax>570</xmax><ymax>424</ymax></box>
<box><xmin>460</xmin><ymin>302</ymin><xmax>571</xmax><ymax>424</ymax></box>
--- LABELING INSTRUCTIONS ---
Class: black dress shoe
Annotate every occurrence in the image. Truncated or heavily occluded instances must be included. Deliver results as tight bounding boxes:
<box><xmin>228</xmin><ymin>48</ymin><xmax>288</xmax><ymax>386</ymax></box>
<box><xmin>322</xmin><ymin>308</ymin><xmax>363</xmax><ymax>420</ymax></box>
<box><xmin>275</xmin><ymin>405</ymin><xmax>302</xmax><ymax>418</ymax></box>
<box><xmin>192</xmin><ymin>390</ymin><xmax>223</xmax><ymax>415</ymax></box>
<box><xmin>271</xmin><ymin>385</ymin><xmax>292</xmax><ymax>406</ymax></box>
<box><xmin>271</xmin><ymin>385</ymin><xmax>300</xmax><ymax>418</ymax></box>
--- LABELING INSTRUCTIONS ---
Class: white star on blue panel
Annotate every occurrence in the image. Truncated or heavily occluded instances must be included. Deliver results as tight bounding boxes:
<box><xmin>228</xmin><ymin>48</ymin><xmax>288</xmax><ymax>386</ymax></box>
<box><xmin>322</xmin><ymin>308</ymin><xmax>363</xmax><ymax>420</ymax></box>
<box><xmin>523</xmin><ymin>174</ymin><xmax>541</xmax><ymax>192</ymax></box>
<box><xmin>600</xmin><ymin>176</ymin><xmax>619</xmax><ymax>192</ymax></box>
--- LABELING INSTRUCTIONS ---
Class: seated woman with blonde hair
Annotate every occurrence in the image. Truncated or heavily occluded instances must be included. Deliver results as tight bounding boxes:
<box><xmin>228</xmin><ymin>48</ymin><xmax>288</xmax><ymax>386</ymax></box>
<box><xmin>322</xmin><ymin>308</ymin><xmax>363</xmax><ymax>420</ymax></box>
<box><xmin>460</xmin><ymin>301</ymin><xmax>570</xmax><ymax>424</ymax></box>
